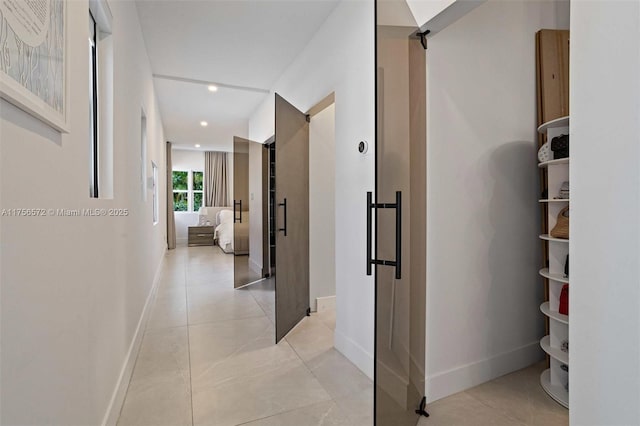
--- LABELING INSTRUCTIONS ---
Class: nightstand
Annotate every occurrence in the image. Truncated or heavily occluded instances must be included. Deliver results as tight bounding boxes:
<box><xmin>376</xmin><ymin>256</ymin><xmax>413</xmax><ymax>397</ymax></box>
<box><xmin>188</xmin><ymin>225</ymin><xmax>215</xmax><ymax>246</ymax></box>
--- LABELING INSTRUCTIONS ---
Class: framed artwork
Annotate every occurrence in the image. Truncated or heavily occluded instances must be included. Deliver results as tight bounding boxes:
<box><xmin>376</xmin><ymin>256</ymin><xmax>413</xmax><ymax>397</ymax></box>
<box><xmin>0</xmin><ymin>0</ymin><xmax>69</xmax><ymax>133</ymax></box>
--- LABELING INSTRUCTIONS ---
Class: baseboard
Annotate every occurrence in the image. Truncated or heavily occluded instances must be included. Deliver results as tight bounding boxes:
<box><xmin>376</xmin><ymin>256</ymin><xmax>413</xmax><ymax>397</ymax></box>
<box><xmin>426</xmin><ymin>341</ymin><xmax>544</xmax><ymax>403</ymax></box>
<box><xmin>176</xmin><ymin>237</ymin><xmax>188</xmax><ymax>245</ymax></box>
<box><xmin>316</xmin><ymin>295</ymin><xmax>336</xmax><ymax>312</ymax></box>
<box><xmin>334</xmin><ymin>328</ymin><xmax>374</xmax><ymax>381</ymax></box>
<box><xmin>101</xmin><ymin>248</ymin><xmax>167</xmax><ymax>426</ymax></box>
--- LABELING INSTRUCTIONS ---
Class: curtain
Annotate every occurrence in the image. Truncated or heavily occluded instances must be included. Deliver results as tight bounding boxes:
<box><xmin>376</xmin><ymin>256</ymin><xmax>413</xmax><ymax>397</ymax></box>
<box><xmin>166</xmin><ymin>142</ymin><xmax>176</xmax><ymax>249</ymax></box>
<box><xmin>204</xmin><ymin>151</ymin><xmax>229</xmax><ymax>207</ymax></box>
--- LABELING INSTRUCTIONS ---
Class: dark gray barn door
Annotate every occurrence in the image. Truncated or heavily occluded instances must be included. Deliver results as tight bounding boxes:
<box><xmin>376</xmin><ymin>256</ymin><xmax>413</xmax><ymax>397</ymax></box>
<box><xmin>374</xmin><ymin>1</ymin><xmax>427</xmax><ymax>424</ymax></box>
<box><xmin>274</xmin><ymin>94</ymin><xmax>310</xmax><ymax>343</ymax></box>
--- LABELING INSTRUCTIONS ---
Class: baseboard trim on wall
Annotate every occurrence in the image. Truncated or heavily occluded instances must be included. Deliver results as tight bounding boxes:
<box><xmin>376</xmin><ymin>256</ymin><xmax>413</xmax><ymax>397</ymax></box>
<box><xmin>426</xmin><ymin>341</ymin><xmax>544</xmax><ymax>403</ymax></box>
<box><xmin>101</xmin><ymin>247</ymin><xmax>167</xmax><ymax>426</ymax></box>
<box><xmin>316</xmin><ymin>295</ymin><xmax>336</xmax><ymax>312</ymax></box>
<box><xmin>334</xmin><ymin>328</ymin><xmax>374</xmax><ymax>381</ymax></box>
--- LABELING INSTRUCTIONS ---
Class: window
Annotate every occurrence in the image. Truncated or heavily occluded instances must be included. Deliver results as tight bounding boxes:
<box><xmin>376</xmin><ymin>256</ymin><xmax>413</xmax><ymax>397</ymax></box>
<box><xmin>141</xmin><ymin>111</ymin><xmax>148</xmax><ymax>200</ymax></box>
<box><xmin>172</xmin><ymin>170</ymin><xmax>203</xmax><ymax>212</ymax></box>
<box><xmin>89</xmin><ymin>11</ymin><xmax>98</xmax><ymax>197</ymax></box>
<box><xmin>193</xmin><ymin>171</ymin><xmax>203</xmax><ymax>212</ymax></box>
<box><xmin>173</xmin><ymin>171</ymin><xmax>188</xmax><ymax>211</ymax></box>
<box><xmin>152</xmin><ymin>162</ymin><xmax>159</xmax><ymax>224</ymax></box>
<box><xmin>88</xmin><ymin>0</ymin><xmax>113</xmax><ymax>198</ymax></box>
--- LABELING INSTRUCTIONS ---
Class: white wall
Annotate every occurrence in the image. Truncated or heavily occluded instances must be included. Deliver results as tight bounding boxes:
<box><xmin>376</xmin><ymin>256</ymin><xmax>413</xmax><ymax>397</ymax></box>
<box><xmin>570</xmin><ymin>1</ymin><xmax>640</xmax><ymax>424</ymax></box>
<box><xmin>425</xmin><ymin>0</ymin><xmax>568</xmax><ymax>402</ymax></box>
<box><xmin>249</xmin><ymin>0</ymin><xmax>375</xmax><ymax>377</ymax></box>
<box><xmin>406</xmin><ymin>0</ymin><xmax>456</xmax><ymax>26</ymax></box>
<box><xmin>172</xmin><ymin>149</ymin><xmax>205</xmax><ymax>244</ymax></box>
<box><xmin>309</xmin><ymin>104</ymin><xmax>336</xmax><ymax>311</ymax></box>
<box><xmin>0</xmin><ymin>1</ymin><xmax>167</xmax><ymax>424</ymax></box>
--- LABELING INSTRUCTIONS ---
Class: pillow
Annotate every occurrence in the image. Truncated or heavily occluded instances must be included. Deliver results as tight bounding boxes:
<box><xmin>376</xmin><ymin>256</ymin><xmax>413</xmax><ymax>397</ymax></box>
<box><xmin>217</xmin><ymin>209</ymin><xmax>234</xmax><ymax>225</ymax></box>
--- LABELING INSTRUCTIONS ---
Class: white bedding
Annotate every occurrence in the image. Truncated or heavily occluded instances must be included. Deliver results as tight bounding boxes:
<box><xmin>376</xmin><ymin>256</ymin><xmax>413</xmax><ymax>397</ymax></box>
<box><xmin>215</xmin><ymin>212</ymin><xmax>250</xmax><ymax>255</ymax></box>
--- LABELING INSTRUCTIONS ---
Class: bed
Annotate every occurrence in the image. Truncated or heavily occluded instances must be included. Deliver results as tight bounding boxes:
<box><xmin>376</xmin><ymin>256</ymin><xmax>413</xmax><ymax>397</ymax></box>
<box><xmin>214</xmin><ymin>209</ymin><xmax>250</xmax><ymax>255</ymax></box>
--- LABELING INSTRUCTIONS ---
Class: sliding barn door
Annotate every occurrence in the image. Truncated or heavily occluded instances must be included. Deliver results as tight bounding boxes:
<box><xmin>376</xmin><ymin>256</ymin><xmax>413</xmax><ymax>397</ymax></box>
<box><xmin>374</xmin><ymin>1</ymin><xmax>427</xmax><ymax>424</ymax></box>
<box><xmin>233</xmin><ymin>136</ymin><xmax>262</xmax><ymax>288</ymax></box>
<box><xmin>274</xmin><ymin>94</ymin><xmax>309</xmax><ymax>343</ymax></box>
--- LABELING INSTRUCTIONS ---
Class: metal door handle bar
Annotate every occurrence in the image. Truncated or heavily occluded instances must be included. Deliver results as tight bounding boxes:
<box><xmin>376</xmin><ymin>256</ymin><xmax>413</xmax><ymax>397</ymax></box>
<box><xmin>278</xmin><ymin>198</ymin><xmax>287</xmax><ymax>236</ymax></box>
<box><xmin>234</xmin><ymin>200</ymin><xmax>242</xmax><ymax>223</ymax></box>
<box><xmin>366</xmin><ymin>191</ymin><xmax>401</xmax><ymax>280</ymax></box>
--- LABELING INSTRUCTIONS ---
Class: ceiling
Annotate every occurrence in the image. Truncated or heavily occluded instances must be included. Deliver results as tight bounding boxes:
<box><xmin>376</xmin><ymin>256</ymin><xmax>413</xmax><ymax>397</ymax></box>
<box><xmin>136</xmin><ymin>0</ymin><xmax>341</xmax><ymax>151</ymax></box>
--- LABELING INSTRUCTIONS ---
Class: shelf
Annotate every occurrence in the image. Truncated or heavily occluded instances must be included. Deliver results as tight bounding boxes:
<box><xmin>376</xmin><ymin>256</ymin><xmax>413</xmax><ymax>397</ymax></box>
<box><xmin>540</xmin><ymin>302</ymin><xmax>569</xmax><ymax>324</ymax></box>
<box><xmin>539</xmin><ymin>234</ymin><xmax>569</xmax><ymax>243</ymax></box>
<box><xmin>537</xmin><ymin>116</ymin><xmax>569</xmax><ymax>134</ymax></box>
<box><xmin>539</xmin><ymin>199</ymin><xmax>569</xmax><ymax>203</ymax></box>
<box><xmin>540</xmin><ymin>369</ymin><xmax>569</xmax><ymax>408</ymax></box>
<box><xmin>538</xmin><ymin>158</ymin><xmax>569</xmax><ymax>168</ymax></box>
<box><xmin>540</xmin><ymin>335</ymin><xmax>569</xmax><ymax>364</ymax></box>
<box><xmin>539</xmin><ymin>268</ymin><xmax>569</xmax><ymax>284</ymax></box>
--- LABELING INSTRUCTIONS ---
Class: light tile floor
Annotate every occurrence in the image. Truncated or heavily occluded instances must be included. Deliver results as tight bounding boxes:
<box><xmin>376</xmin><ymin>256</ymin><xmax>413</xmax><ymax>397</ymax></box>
<box><xmin>117</xmin><ymin>246</ymin><xmax>568</xmax><ymax>426</ymax></box>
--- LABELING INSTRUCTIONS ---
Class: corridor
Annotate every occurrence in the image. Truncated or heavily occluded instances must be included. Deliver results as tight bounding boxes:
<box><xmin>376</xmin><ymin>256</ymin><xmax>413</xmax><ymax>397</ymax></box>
<box><xmin>116</xmin><ymin>246</ymin><xmax>372</xmax><ymax>426</ymax></box>
<box><xmin>116</xmin><ymin>246</ymin><xmax>568</xmax><ymax>426</ymax></box>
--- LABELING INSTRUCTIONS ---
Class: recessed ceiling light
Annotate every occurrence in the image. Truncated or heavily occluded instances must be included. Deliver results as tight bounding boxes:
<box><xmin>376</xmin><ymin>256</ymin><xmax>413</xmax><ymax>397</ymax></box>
<box><xmin>200</xmin><ymin>121</ymin><xmax>208</xmax><ymax>127</ymax></box>
<box><xmin>208</xmin><ymin>85</ymin><xmax>218</xmax><ymax>92</ymax></box>
<box><xmin>195</xmin><ymin>144</ymin><xmax>201</xmax><ymax>148</ymax></box>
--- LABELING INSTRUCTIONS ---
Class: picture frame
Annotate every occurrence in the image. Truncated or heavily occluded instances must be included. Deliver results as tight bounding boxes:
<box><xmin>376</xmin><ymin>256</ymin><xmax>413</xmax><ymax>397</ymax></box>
<box><xmin>0</xmin><ymin>0</ymin><xmax>69</xmax><ymax>133</ymax></box>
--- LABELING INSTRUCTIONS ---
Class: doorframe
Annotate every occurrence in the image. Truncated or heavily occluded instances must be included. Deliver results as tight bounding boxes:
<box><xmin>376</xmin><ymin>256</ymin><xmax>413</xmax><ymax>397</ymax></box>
<box><xmin>305</xmin><ymin>94</ymin><xmax>337</xmax><ymax>313</ymax></box>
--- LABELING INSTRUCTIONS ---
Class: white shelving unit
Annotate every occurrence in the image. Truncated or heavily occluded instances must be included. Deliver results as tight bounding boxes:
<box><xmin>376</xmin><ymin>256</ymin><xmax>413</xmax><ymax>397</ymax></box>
<box><xmin>537</xmin><ymin>116</ymin><xmax>570</xmax><ymax>409</ymax></box>
<box><xmin>539</xmin><ymin>268</ymin><xmax>570</xmax><ymax>284</ymax></box>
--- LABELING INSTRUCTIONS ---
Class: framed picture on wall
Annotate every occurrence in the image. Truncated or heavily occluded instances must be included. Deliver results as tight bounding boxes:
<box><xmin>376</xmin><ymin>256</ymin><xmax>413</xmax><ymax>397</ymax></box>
<box><xmin>0</xmin><ymin>0</ymin><xmax>69</xmax><ymax>133</ymax></box>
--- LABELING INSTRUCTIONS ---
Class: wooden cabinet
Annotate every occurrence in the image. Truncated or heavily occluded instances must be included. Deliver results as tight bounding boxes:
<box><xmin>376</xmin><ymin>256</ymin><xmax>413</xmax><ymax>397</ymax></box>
<box><xmin>536</xmin><ymin>29</ymin><xmax>570</xmax><ymax>125</ymax></box>
<box><xmin>188</xmin><ymin>225</ymin><xmax>215</xmax><ymax>246</ymax></box>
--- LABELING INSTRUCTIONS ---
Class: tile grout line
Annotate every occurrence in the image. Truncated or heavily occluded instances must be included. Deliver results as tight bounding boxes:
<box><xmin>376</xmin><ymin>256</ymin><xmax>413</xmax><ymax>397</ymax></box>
<box><xmin>184</xmin><ymin>261</ymin><xmax>196</xmax><ymax>426</ymax></box>
<box><xmin>233</xmin><ymin>399</ymin><xmax>336</xmax><ymax>426</ymax></box>
<box><xmin>116</xmin><ymin>253</ymin><xmax>187</xmax><ymax>425</ymax></box>
<box><xmin>245</xmin><ymin>280</ymin><xmax>275</xmax><ymax>324</ymax></box>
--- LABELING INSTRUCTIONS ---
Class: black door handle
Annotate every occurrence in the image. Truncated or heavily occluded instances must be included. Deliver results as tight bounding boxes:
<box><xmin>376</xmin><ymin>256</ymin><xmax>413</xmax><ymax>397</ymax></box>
<box><xmin>366</xmin><ymin>191</ymin><xmax>401</xmax><ymax>279</ymax></box>
<box><xmin>278</xmin><ymin>198</ymin><xmax>287</xmax><ymax>236</ymax></box>
<box><xmin>234</xmin><ymin>200</ymin><xmax>242</xmax><ymax>223</ymax></box>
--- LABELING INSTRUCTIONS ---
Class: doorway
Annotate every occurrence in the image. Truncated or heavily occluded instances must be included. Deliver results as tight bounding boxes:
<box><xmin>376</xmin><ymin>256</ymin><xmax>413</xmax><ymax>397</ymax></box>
<box><xmin>309</xmin><ymin>101</ymin><xmax>336</xmax><ymax>314</ymax></box>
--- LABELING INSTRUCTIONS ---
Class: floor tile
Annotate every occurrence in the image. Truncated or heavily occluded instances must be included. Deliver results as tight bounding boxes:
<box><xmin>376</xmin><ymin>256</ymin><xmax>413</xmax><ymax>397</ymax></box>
<box><xmin>247</xmin><ymin>278</ymin><xmax>275</xmax><ymax>312</ymax></box>
<box><xmin>240</xmin><ymin>400</ymin><xmax>355</xmax><ymax>426</ymax></box>
<box><xmin>192</xmin><ymin>361</ymin><xmax>331</xmax><ymax>426</ymax></box>
<box><xmin>119</xmin><ymin>246</ymin><xmax>568</xmax><ymax>426</ymax></box>
<box><xmin>130</xmin><ymin>327</ymin><xmax>189</xmax><ymax>382</ymax></box>
<box><xmin>418</xmin><ymin>391</ymin><xmax>526</xmax><ymax>426</ymax></box>
<box><xmin>186</xmin><ymin>285</ymin><xmax>265</xmax><ymax>325</ymax></box>
<box><xmin>158</xmin><ymin>271</ymin><xmax>186</xmax><ymax>287</ymax></box>
<box><xmin>189</xmin><ymin>316</ymin><xmax>332</xmax><ymax>425</ymax></box>
<box><xmin>316</xmin><ymin>310</ymin><xmax>336</xmax><ymax>331</ymax></box>
<box><xmin>308</xmin><ymin>349</ymin><xmax>372</xmax><ymax>399</ymax></box>
<box><xmin>334</xmin><ymin>386</ymin><xmax>373</xmax><ymax>425</ymax></box>
<box><xmin>285</xmin><ymin>316</ymin><xmax>334</xmax><ymax>365</ymax></box>
<box><xmin>117</xmin><ymin>370</ymin><xmax>192</xmax><ymax>426</ymax></box>
<box><xmin>188</xmin><ymin>316</ymin><xmax>281</xmax><ymax>380</ymax></box>
<box><xmin>146</xmin><ymin>292</ymin><xmax>187</xmax><ymax>330</ymax></box>
<box><xmin>155</xmin><ymin>285</ymin><xmax>186</xmax><ymax>300</ymax></box>
<box><xmin>465</xmin><ymin>362</ymin><xmax>568</xmax><ymax>426</ymax></box>
<box><xmin>187</xmin><ymin>268</ymin><xmax>233</xmax><ymax>287</ymax></box>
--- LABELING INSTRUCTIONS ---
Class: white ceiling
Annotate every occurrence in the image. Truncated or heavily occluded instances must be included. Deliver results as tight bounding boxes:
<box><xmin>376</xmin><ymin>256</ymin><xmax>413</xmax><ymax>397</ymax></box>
<box><xmin>136</xmin><ymin>0</ymin><xmax>341</xmax><ymax>151</ymax></box>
